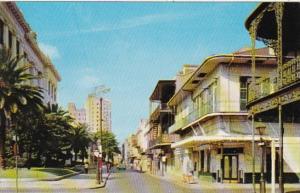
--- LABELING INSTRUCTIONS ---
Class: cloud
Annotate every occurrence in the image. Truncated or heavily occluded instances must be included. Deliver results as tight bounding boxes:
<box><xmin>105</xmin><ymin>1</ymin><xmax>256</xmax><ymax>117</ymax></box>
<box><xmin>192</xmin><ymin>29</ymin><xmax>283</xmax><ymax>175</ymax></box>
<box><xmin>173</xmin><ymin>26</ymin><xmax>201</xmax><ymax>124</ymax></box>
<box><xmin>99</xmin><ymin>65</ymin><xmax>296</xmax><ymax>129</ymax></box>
<box><xmin>39</xmin><ymin>43</ymin><xmax>61</xmax><ymax>60</ymax></box>
<box><xmin>77</xmin><ymin>75</ymin><xmax>100</xmax><ymax>89</ymax></box>
<box><xmin>87</xmin><ymin>13</ymin><xmax>183</xmax><ymax>33</ymax></box>
<box><xmin>44</xmin><ymin>13</ymin><xmax>197</xmax><ymax>37</ymax></box>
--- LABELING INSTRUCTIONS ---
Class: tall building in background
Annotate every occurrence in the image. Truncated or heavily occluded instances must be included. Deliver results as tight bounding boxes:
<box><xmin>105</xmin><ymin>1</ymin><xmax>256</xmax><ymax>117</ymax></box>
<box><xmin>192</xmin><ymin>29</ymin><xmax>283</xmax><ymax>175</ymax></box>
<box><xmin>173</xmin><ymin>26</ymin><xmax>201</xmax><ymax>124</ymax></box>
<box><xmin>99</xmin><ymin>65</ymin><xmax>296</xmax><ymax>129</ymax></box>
<box><xmin>67</xmin><ymin>103</ymin><xmax>86</xmax><ymax>125</ymax></box>
<box><xmin>0</xmin><ymin>2</ymin><xmax>60</xmax><ymax>105</ymax></box>
<box><xmin>85</xmin><ymin>94</ymin><xmax>112</xmax><ymax>133</ymax></box>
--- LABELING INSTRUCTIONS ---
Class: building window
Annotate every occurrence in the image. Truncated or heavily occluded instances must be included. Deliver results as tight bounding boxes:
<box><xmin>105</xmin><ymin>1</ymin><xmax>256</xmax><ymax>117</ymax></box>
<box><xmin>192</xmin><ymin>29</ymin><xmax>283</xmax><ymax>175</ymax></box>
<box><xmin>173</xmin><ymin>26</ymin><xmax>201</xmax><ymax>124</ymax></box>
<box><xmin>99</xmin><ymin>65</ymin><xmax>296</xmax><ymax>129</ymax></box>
<box><xmin>16</xmin><ymin>40</ymin><xmax>20</xmax><ymax>58</ymax></box>
<box><xmin>37</xmin><ymin>71</ymin><xmax>42</xmax><ymax>87</ymax></box>
<box><xmin>51</xmin><ymin>85</ymin><xmax>54</xmax><ymax>98</ymax></box>
<box><xmin>8</xmin><ymin>31</ymin><xmax>12</xmax><ymax>49</ymax></box>
<box><xmin>240</xmin><ymin>76</ymin><xmax>249</xmax><ymax>111</ymax></box>
<box><xmin>48</xmin><ymin>81</ymin><xmax>51</xmax><ymax>95</ymax></box>
<box><xmin>0</xmin><ymin>20</ymin><xmax>3</xmax><ymax>45</ymax></box>
<box><xmin>54</xmin><ymin>87</ymin><xmax>57</xmax><ymax>101</ymax></box>
<box><xmin>24</xmin><ymin>52</ymin><xmax>27</xmax><ymax>61</ymax></box>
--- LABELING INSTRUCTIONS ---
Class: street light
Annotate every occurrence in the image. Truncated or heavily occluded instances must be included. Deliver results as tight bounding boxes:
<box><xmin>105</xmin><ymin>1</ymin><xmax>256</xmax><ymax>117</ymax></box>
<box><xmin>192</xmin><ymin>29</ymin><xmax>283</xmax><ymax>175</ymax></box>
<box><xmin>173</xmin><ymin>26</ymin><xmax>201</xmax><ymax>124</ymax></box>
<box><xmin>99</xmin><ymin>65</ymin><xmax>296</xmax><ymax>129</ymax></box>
<box><xmin>12</xmin><ymin>134</ymin><xmax>19</xmax><ymax>193</ymax></box>
<box><xmin>256</xmin><ymin>122</ymin><xmax>266</xmax><ymax>193</ymax></box>
<box><xmin>95</xmin><ymin>139</ymin><xmax>102</xmax><ymax>184</ymax></box>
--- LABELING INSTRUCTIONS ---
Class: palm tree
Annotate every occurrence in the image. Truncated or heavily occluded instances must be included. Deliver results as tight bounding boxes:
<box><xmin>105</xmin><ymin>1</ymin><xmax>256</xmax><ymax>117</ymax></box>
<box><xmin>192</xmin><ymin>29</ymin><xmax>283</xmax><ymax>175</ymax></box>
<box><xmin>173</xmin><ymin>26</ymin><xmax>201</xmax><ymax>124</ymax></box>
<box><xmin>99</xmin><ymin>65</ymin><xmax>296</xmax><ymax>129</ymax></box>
<box><xmin>0</xmin><ymin>48</ymin><xmax>44</xmax><ymax>168</ymax></box>
<box><xmin>41</xmin><ymin>104</ymin><xmax>74</xmax><ymax>165</ymax></box>
<box><xmin>69</xmin><ymin>123</ymin><xmax>91</xmax><ymax>164</ymax></box>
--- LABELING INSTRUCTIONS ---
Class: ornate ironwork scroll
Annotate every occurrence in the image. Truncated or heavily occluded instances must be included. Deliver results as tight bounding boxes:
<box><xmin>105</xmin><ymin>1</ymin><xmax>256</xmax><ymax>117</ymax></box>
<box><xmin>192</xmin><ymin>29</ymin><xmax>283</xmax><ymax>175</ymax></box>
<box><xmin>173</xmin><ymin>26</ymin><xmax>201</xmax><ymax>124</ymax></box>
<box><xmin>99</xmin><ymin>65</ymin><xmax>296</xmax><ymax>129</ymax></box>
<box><xmin>248</xmin><ymin>5</ymin><xmax>269</xmax><ymax>103</ymax></box>
<box><xmin>275</xmin><ymin>2</ymin><xmax>284</xmax><ymax>89</ymax></box>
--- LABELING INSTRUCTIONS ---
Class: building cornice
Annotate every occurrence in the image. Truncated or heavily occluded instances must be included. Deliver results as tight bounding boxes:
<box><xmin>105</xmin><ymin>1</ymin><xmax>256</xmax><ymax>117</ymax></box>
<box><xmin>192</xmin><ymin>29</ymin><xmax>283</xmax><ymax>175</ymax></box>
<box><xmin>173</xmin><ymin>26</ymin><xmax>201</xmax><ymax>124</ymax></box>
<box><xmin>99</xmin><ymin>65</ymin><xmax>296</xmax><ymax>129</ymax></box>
<box><xmin>5</xmin><ymin>2</ymin><xmax>61</xmax><ymax>82</ymax></box>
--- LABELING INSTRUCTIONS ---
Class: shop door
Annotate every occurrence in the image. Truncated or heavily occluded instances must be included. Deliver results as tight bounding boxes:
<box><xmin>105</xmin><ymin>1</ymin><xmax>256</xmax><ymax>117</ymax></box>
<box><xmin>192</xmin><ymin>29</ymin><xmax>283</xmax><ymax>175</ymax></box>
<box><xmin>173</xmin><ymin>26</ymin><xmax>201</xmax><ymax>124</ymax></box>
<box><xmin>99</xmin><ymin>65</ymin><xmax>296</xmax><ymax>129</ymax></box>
<box><xmin>223</xmin><ymin>155</ymin><xmax>238</xmax><ymax>181</ymax></box>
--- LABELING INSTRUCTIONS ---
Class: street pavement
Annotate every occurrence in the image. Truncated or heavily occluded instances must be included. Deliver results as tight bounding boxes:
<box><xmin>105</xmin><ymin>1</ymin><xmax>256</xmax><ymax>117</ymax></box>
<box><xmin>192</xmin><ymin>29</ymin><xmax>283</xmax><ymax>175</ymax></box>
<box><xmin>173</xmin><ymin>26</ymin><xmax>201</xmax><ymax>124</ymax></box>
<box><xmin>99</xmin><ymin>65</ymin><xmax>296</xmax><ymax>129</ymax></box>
<box><xmin>97</xmin><ymin>169</ymin><xmax>300</xmax><ymax>193</ymax></box>
<box><xmin>1</xmin><ymin>169</ymin><xmax>300</xmax><ymax>193</ymax></box>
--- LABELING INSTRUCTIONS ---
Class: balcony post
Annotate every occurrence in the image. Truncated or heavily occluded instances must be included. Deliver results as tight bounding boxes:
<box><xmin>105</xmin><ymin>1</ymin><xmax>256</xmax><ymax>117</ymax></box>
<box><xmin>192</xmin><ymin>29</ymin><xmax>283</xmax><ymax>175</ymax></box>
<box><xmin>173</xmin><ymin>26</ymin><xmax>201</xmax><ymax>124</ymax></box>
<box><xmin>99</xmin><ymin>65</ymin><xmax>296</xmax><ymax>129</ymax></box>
<box><xmin>251</xmin><ymin>113</ymin><xmax>256</xmax><ymax>193</ymax></box>
<box><xmin>275</xmin><ymin>3</ymin><xmax>284</xmax><ymax>88</ymax></box>
<box><xmin>278</xmin><ymin>104</ymin><xmax>284</xmax><ymax>193</ymax></box>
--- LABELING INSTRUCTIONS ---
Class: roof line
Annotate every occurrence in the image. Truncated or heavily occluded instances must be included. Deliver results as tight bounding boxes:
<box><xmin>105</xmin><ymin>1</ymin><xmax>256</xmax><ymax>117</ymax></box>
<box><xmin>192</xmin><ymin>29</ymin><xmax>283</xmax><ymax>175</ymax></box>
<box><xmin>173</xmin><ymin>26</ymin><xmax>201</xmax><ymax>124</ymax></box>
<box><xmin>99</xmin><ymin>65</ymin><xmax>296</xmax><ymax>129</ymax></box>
<box><xmin>167</xmin><ymin>53</ymin><xmax>276</xmax><ymax>106</ymax></box>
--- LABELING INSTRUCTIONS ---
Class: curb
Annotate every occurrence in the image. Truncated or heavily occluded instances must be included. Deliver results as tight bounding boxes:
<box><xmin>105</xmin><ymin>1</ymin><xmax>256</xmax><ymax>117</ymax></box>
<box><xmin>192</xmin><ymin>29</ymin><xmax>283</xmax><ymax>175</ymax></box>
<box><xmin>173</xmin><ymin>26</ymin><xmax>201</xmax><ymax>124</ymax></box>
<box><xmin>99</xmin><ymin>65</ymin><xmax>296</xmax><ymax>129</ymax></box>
<box><xmin>145</xmin><ymin>172</ymin><xmax>199</xmax><ymax>190</ymax></box>
<box><xmin>0</xmin><ymin>171</ymin><xmax>82</xmax><ymax>182</ymax></box>
<box><xmin>145</xmin><ymin>172</ymin><xmax>300</xmax><ymax>191</ymax></box>
<box><xmin>39</xmin><ymin>171</ymin><xmax>82</xmax><ymax>181</ymax></box>
<box><xmin>88</xmin><ymin>170</ymin><xmax>112</xmax><ymax>189</ymax></box>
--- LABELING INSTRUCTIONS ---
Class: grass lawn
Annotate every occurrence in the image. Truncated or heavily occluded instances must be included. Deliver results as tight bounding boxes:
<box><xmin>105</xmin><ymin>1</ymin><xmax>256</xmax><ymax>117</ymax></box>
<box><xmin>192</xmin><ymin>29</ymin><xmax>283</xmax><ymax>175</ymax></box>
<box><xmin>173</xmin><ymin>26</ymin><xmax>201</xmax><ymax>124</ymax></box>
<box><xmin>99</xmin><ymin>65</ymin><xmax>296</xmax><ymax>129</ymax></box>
<box><xmin>0</xmin><ymin>167</ymin><xmax>76</xmax><ymax>179</ymax></box>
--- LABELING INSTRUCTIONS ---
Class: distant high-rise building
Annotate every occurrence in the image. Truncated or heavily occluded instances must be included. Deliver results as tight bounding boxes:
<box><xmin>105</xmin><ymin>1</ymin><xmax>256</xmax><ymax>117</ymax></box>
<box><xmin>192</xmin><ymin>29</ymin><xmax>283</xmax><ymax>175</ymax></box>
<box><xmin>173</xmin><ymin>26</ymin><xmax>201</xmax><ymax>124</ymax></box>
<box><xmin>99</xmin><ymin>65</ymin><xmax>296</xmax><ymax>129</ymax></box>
<box><xmin>67</xmin><ymin>103</ymin><xmax>86</xmax><ymax>125</ymax></box>
<box><xmin>85</xmin><ymin>94</ymin><xmax>111</xmax><ymax>133</ymax></box>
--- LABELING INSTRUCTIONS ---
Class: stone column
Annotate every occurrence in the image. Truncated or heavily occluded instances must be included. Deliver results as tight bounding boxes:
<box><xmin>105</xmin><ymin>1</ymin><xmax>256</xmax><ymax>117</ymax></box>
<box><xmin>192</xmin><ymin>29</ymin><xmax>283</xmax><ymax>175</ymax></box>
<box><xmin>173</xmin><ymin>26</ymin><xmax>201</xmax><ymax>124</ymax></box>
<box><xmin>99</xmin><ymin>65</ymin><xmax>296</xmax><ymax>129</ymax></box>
<box><xmin>11</xmin><ymin>35</ymin><xmax>16</xmax><ymax>57</ymax></box>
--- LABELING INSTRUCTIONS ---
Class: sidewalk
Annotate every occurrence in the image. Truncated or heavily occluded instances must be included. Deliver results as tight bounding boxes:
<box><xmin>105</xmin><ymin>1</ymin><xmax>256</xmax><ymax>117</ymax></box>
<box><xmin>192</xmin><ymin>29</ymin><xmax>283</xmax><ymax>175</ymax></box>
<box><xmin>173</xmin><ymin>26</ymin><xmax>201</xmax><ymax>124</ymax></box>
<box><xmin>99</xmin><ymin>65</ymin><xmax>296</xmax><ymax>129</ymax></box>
<box><xmin>87</xmin><ymin>166</ymin><xmax>111</xmax><ymax>189</ymax></box>
<box><xmin>146</xmin><ymin>171</ymin><xmax>300</xmax><ymax>192</ymax></box>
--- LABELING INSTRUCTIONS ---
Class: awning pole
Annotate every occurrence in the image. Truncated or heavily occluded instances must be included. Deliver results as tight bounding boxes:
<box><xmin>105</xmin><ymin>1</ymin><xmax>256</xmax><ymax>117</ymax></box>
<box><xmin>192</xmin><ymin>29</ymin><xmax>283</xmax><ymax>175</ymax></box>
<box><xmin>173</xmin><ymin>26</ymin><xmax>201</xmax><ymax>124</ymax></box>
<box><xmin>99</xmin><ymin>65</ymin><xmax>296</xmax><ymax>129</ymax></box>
<box><xmin>271</xmin><ymin>139</ymin><xmax>275</xmax><ymax>193</ymax></box>
<box><xmin>252</xmin><ymin>113</ymin><xmax>256</xmax><ymax>193</ymax></box>
<box><xmin>278</xmin><ymin>104</ymin><xmax>284</xmax><ymax>193</ymax></box>
<box><xmin>221</xmin><ymin>144</ymin><xmax>223</xmax><ymax>183</ymax></box>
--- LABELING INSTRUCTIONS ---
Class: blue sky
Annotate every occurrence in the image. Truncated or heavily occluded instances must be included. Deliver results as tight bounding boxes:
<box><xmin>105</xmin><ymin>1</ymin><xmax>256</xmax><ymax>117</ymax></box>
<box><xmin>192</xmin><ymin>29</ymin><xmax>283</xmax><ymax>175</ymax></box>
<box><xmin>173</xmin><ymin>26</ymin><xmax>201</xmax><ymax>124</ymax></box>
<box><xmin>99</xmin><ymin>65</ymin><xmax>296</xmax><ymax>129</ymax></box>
<box><xmin>18</xmin><ymin>2</ymin><xmax>257</xmax><ymax>143</ymax></box>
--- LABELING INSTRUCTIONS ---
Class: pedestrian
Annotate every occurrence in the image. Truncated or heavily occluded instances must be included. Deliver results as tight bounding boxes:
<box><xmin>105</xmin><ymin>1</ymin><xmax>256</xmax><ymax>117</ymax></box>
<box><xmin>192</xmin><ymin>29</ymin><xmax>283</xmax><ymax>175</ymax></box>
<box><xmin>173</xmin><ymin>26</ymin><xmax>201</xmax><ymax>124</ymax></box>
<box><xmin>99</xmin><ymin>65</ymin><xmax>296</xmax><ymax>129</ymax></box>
<box><xmin>84</xmin><ymin>162</ymin><xmax>89</xmax><ymax>174</ymax></box>
<box><xmin>182</xmin><ymin>150</ymin><xmax>193</xmax><ymax>183</ymax></box>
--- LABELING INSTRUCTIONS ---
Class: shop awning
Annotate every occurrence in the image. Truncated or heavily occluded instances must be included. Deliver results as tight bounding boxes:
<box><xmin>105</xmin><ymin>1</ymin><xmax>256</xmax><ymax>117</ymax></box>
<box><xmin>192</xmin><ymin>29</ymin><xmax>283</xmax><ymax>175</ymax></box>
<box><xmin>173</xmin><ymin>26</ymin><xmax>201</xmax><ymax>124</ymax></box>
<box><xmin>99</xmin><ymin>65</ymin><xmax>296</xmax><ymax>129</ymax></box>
<box><xmin>171</xmin><ymin>135</ymin><xmax>277</xmax><ymax>148</ymax></box>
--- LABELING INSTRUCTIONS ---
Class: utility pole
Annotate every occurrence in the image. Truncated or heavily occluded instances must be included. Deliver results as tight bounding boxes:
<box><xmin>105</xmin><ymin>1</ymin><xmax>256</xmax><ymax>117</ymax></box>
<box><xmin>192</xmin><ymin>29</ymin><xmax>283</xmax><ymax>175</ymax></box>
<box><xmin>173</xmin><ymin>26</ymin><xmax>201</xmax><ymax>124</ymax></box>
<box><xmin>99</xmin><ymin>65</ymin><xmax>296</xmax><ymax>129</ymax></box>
<box><xmin>99</xmin><ymin>97</ymin><xmax>103</xmax><ymax>183</ymax></box>
<box><xmin>93</xmin><ymin>85</ymin><xmax>110</xmax><ymax>184</ymax></box>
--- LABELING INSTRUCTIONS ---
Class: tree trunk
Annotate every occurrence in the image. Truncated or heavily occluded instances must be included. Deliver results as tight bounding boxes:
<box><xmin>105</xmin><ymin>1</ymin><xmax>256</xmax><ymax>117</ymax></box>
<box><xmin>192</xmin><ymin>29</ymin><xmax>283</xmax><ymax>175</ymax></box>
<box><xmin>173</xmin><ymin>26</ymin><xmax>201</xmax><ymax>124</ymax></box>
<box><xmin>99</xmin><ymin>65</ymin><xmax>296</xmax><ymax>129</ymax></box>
<box><xmin>0</xmin><ymin>116</ymin><xmax>6</xmax><ymax>169</ymax></box>
<box><xmin>81</xmin><ymin>151</ymin><xmax>84</xmax><ymax>164</ymax></box>
<box><xmin>75</xmin><ymin>152</ymin><xmax>78</xmax><ymax>163</ymax></box>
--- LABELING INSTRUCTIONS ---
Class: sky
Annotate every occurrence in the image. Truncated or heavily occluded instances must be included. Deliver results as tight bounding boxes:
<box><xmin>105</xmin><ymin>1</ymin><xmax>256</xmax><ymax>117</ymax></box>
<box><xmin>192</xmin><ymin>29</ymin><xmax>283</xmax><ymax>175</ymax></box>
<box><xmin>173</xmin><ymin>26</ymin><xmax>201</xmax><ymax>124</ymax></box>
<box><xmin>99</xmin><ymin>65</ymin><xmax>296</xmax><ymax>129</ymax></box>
<box><xmin>18</xmin><ymin>2</ymin><xmax>258</xmax><ymax>143</ymax></box>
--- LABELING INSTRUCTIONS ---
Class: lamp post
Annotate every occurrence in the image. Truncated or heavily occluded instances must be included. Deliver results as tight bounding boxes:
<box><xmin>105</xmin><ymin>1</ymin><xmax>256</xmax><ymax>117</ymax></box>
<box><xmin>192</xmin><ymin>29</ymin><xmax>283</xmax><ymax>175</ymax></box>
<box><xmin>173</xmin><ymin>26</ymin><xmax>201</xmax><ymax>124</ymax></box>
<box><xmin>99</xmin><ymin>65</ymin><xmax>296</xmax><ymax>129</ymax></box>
<box><xmin>256</xmin><ymin>123</ymin><xmax>266</xmax><ymax>193</ymax></box>
<box><xmin>95</xmin><ymin>139</ymin><xmax>102</xmax><ymax>184</ymax></box>
<box><xmin>93</xmin><ymin>85</ymin><xmax>110</xmax><ymax>183</ymax></box>
<box><xmin>13</xmin><ymin>134</ymin><xmax>19</xmax><ymax>193</ymax></box>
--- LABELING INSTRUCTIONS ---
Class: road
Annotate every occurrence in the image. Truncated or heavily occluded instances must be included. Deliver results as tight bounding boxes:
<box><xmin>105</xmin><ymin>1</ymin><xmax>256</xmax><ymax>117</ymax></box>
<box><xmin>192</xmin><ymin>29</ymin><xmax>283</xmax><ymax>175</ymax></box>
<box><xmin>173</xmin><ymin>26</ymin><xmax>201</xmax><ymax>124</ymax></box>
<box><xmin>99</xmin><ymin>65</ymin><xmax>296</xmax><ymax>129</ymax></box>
<box><xmin>1</xmin><ymin>170</ymin><xmax>299</xmax><ymax>193</ymax></box>
<box><xmin>99</xmin><ymin>170</ymin><xmax>252</xmax><ymax>193</ymax></box>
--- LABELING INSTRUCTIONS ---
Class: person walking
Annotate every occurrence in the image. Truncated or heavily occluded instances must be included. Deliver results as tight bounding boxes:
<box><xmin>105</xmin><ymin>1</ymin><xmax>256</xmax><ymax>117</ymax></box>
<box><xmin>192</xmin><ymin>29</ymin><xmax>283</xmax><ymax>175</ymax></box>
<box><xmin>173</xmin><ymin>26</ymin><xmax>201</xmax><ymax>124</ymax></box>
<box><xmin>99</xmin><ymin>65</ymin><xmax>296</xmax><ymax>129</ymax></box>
<box><xmin>182</xmin><ymin>150</ymin><xmax>193</xmax><ymax>183</ymax></box>
<box><xmin>84</xmin><ymin>162</ymin><xmax>89</xmax><ymax>174</ymax></box>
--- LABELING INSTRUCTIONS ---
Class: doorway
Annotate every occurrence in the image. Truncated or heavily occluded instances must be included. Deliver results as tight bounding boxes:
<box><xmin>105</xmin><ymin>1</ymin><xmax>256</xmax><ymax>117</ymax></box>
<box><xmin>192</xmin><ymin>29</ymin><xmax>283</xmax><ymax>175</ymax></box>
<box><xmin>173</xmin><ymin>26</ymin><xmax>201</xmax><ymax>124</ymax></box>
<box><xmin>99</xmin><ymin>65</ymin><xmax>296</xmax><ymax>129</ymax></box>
<box><xmin>223</xmin><ymin>155</ymin><xmax>239</xmax><ymax>182</ymax></box>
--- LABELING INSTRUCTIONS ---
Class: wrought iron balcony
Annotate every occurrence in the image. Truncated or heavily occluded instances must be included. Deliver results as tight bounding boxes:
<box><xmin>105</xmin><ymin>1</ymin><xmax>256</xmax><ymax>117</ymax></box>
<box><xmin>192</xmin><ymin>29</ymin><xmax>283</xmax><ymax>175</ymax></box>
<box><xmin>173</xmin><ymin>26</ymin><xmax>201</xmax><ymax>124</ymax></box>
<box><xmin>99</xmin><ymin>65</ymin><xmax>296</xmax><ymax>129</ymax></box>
<box><xmin>281</xmin><ymin>56</ymin><xmax>300</xmax><ymax>87</ymax></box>
<box><xmin>169</xmin><ymin>104</ymin><xmax>216</xmax><ymax>133</ymax></box>
<box><xmin>149</xmin><ymin>102</ymin><xmax>172</xmax><ymax>121</ymax></box>
<box><xmin>248</xmin><ymin>56</ymin><xmax>300</xmax><ymax>103</ymax></box>
<box><xmin>148</xmin><ymin>134</ymin><xmax>179</xmax><ymax>148</ymax></box>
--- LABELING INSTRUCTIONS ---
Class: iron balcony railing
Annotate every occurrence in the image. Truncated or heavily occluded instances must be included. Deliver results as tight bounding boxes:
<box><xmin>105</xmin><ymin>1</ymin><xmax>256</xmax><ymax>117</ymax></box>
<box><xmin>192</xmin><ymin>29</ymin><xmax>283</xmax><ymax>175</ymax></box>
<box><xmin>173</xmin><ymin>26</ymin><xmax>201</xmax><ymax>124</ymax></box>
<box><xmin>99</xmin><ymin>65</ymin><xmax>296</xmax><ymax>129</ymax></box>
<box><xmin>169</xmin><ymin>103</ymin><xmax>216</xmax><ymax>133</ymax></box>
<box><xmin>248</xmin><ymin>56</ymin><xmax>300</xmax><ymax>103</ymax></box>
<box><xmin>148</xmin><ymin>134</ymin><xmax>180</xmax><ymax>148</ymax></box>
<box><xmin>168</xmin><ymin>101</ymin><xmax>246</xmax><ymax>133</ymax></box>
<box><xmin>149</xmin><ymin>103</ymin><xmax>171</xmax><ymax>120</ymax></box>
